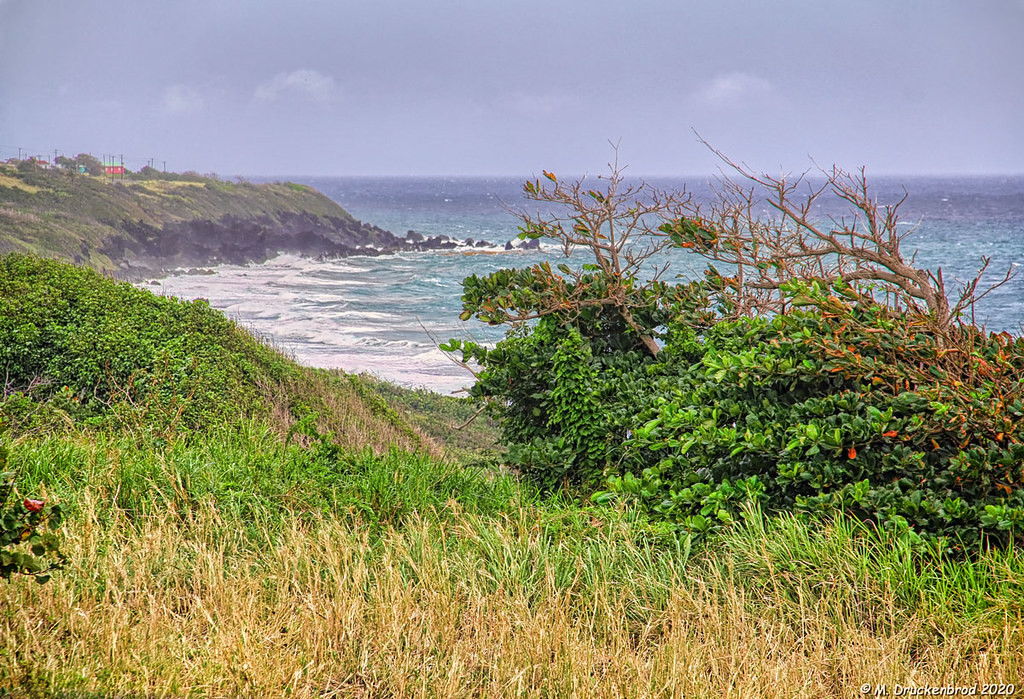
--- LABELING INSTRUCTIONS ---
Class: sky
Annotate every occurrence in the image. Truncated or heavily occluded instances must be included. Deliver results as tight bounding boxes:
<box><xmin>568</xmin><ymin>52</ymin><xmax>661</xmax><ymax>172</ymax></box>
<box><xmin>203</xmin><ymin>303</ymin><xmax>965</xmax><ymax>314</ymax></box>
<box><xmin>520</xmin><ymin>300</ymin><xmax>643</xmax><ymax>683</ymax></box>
<box><xmin>1</xmin><ymin>0</ymin><xmax>1021</xmax><ymax>177</ymax></box>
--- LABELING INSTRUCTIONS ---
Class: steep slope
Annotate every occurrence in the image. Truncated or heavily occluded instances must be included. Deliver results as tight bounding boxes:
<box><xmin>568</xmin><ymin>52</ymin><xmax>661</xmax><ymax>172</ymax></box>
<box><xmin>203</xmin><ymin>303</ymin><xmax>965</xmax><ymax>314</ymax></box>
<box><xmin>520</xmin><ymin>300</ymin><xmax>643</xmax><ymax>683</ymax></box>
<box><xmin>0</xmin><ymin>253</ymin><xmax>440</xmax><ymax>456</ymax></box>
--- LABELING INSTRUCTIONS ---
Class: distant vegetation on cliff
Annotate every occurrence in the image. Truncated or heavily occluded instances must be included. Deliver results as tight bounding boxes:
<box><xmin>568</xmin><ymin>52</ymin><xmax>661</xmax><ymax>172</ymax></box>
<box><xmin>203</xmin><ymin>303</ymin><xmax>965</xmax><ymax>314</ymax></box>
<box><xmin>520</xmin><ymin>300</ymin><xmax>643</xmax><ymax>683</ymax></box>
<box><xmin>0</xmin><ymin>159</ymin><xmax>464</xmax><ymax>278</ymax></box>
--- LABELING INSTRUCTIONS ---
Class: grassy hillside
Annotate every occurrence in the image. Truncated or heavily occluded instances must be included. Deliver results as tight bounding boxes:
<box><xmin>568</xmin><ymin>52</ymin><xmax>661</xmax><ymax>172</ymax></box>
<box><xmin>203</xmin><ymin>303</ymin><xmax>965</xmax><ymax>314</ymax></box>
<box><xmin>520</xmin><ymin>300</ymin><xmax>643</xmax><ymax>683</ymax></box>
<box><xmin>1</xmin><ymin>254</ymin><xmax>1022</xmax><ymax>696</ymax></box>
<box><xmin>0</xmin><ymin>253</ymin><xmax>435</xmax><ymax>456</ymax></box>
<box><xmin>365</xmin><ymin>376</ymin><xmax>502</xmax><ymax>457</ymax></box>
<box><xmin>0</xmin><ymin>163</ymin><xmax>359</xmax><ymax>275</ymax></box>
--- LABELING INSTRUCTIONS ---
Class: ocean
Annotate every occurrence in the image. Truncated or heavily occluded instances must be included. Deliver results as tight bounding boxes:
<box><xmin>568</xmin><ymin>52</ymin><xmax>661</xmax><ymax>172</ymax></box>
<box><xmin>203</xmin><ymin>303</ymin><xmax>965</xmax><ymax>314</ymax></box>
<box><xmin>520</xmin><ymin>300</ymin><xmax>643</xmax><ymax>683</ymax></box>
<box><xmin>148</xmin><ymin>175</ymin><xmax>1024</xmax><ymax>394</ymax></box>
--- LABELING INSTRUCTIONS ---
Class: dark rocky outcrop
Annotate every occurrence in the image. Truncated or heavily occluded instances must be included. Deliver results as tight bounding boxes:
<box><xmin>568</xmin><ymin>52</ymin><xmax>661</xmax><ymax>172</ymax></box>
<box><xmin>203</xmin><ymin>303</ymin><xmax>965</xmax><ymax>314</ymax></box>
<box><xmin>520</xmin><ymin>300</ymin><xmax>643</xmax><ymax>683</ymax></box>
<box><xmin>107</xmin><ymin>213</ymin><xmax>508</xmax><ymax>279</ymax></box>
<box><xmin>503</xmin><ymin>238</ymin><xmax>541</xmax><ymax>251</ymax></box>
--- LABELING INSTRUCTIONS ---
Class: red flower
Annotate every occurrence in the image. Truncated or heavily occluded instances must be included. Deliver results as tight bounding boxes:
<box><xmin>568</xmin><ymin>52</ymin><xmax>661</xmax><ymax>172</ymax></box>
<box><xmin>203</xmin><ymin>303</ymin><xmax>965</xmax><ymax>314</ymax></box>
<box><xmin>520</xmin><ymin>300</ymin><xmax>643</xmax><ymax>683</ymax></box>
<box><xmin>23</xmin><ymin>498</ymin><xmax>45</xmax><ymax>513</ymax></box>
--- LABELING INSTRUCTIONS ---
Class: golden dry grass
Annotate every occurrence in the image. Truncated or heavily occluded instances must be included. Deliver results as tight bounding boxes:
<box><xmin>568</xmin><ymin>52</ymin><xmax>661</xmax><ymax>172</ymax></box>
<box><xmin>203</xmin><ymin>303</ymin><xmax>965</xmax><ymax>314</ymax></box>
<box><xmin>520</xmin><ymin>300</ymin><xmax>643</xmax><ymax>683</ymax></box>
<box><xmin>132</xmin><ymin>179</ymin><xmax>208</xmax><ymax>193</ymax></box>
<box><xmin>0</xmin><ymin>173</ymin><xmax>42</xmax><ymax>193</ymax></box>
<box><xmin>2</xmin><ymin>493</ymin><xmax>1021</xmax><ymax>698</ymax></box>
<box><xmin>259</xmin><ymin>369</ymin><xmax>444</xmax><ymax>460</ymax></box>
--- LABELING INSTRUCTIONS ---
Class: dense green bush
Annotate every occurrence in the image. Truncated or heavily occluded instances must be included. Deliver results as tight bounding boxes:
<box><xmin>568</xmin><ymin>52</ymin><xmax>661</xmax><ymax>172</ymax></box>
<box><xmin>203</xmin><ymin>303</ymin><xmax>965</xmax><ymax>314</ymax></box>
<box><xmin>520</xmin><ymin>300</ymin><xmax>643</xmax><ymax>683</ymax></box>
<box><xmin>451</xmin><ymin>166</ymin><xmax>1024</xmax><ymax>550</ymax></box>
<box><xmin>457</xmin><ymin>274</ymin><xmax>1024</xmax><ymax>548</ymax></box>
<box><xmin>610</xmin><ymin>281</ymin><xmax>1024</xmax><ymax>548</ymax></box>
<box><xmin>447</xmin><ymin>320</ymin><xmax>625</xmax><ymax>490</ymax></box>
<box><xmin>444</xmin><ymin>259</ymin><xmax>713</xmax><ymax>492</ymax></box>
<box><xmin>0</xmin><ymin>253</ymin><xmax>292</xmax><ymax>434</ymax></box>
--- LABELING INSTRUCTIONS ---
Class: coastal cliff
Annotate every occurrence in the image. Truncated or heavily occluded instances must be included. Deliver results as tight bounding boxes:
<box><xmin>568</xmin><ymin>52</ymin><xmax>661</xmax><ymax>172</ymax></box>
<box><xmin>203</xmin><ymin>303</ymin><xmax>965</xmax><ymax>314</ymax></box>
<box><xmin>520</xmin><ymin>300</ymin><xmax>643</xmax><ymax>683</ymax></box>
<box><xmin>0</xmin><ymin>162</ymin><xmax>483</xmax><ymax>278</ymax></box>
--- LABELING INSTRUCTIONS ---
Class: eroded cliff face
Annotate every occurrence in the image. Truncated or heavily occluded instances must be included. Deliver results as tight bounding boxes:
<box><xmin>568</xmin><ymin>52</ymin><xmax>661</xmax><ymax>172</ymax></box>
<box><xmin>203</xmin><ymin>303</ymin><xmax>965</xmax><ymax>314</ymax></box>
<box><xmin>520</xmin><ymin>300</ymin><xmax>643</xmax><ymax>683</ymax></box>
<box><xmin>106</xmin><ymin>212</ymin><xmax>485</xmax><ymax>279</ymax></box>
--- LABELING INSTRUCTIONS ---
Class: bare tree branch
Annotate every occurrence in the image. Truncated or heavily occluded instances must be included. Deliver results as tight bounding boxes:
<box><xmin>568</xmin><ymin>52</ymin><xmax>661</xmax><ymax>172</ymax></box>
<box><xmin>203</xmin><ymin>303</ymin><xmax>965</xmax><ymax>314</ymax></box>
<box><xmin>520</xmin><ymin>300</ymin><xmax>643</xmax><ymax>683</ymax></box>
<box><xmin>506</xmin><ymin>145</ymin><xmax>693</xmax><ymax>356</ymax></box>
<box><xmin>661</xmin><ymin>136</ymin><xmax>1018</xmax><ymax>340</ymax></box>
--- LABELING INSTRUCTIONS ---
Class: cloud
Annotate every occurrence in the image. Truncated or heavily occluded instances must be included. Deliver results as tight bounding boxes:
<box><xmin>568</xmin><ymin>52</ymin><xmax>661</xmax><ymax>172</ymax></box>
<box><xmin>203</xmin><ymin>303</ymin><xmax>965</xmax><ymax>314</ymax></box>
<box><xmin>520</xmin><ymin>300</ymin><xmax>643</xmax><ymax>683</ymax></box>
<box><xmin>692</xmin><ymin>72</ymin><xmax>772</xmax><ymax>107</ymax></box>
<box><xmin>162</xmin><ymin>84</ymin><xmax>206</xmax><ymax>115</ymax></box>
<box><xmin>254</xmin><ymin>69</ymin><xmax>338</xmax><ymax>104</ymax></box>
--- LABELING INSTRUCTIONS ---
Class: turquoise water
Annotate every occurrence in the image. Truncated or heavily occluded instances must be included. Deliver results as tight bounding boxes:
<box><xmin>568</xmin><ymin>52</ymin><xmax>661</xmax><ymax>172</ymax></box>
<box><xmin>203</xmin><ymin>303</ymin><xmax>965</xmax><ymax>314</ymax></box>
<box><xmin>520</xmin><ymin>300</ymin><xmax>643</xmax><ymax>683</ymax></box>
<box><xmin>149</xmin><ymin>175</ymin><xmax>1024</xmax><ymax>394</ymax></box>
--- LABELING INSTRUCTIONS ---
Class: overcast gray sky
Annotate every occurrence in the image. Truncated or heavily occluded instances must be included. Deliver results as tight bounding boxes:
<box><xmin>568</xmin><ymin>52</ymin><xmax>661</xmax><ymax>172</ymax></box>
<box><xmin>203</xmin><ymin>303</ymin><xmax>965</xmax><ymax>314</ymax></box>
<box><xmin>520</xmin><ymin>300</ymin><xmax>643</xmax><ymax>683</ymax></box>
<box><xmin>1</xmin><ymin>0</ymin><xmax>1021</xmax><ymax>176</ymax></box>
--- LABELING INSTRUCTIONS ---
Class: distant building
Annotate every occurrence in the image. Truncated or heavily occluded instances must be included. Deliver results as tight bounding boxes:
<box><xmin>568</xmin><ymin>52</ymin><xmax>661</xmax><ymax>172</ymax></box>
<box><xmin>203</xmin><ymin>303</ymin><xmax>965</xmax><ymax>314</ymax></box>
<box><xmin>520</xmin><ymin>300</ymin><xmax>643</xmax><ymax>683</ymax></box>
<box><xmin>103</xmin><ymin>162</ymin><xmax>125</xmax><ymax>175</ymax></box>
<box><xmin>32</xmin><ymin>157</ymin><xmax>52</xmax><ymax>169</ymax></box>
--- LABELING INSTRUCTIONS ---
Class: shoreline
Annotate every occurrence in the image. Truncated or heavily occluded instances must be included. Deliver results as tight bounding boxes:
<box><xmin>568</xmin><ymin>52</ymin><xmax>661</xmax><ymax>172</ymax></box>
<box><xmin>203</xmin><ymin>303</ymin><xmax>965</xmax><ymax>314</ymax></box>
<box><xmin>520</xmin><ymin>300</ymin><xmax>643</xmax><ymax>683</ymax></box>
<box><xmin>137</xmin><ymin>238</ymin><xmax>549</xmax><ymax>283</ymax></box>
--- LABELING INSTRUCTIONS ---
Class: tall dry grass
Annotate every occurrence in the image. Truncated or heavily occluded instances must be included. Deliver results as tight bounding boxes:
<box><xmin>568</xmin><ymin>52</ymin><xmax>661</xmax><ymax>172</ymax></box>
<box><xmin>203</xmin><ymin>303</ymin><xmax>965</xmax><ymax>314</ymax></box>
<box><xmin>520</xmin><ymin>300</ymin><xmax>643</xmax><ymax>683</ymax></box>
<box><xmin>2</xmin><ymin>486</ymin><xmax>1021</xmax><ymax>698</ymax></box>
<box><xmin>259</xmin><ymin>369</ymin><xmax>444</xmax><ymax>460</ymax></box>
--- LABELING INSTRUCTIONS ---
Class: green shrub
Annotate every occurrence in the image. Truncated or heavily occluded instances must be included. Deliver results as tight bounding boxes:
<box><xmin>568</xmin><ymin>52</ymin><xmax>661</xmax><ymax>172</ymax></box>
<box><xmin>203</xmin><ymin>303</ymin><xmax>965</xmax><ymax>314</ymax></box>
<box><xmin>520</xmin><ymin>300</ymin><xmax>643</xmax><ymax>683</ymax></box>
<box><xmin>0</xmin><ymin>253</ymin><xmax>291</xmax><ymax>434</ymax></box>
<box><xmin>598</xmin><ymin>281</ymin><xmax>1024</xmax><ymax>548</ymax></box>
<box><xmin>446</xmin><ymin>314</ymin><xmax>662</xmax><ymax>491</ymax></box>
<box><xmin>451</xmin><ymin>163</ymin><xmax>1024</xmax><ymax>550</ymax></box>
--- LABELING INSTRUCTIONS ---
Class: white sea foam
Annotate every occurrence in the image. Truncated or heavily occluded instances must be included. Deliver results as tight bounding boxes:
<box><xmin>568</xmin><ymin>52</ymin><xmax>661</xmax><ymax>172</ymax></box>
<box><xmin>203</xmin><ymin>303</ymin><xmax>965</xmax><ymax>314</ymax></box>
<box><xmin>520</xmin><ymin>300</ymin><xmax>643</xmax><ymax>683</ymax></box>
<box><xmin>332</xmin><ymin>310</ymin><xmax>398</xmax><ymax>321</ymax></box>
<box><xmin>353</xmin><ymin>337</ymin><xmax>425</xmax><ymax>349</ymax></box>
